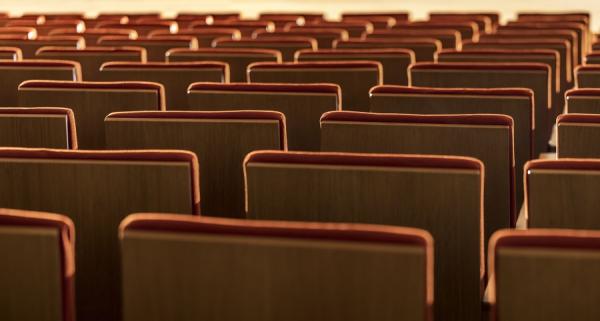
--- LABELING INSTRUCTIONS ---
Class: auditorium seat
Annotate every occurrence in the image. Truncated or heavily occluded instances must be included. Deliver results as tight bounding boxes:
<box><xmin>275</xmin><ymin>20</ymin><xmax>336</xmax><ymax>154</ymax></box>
<box><xmin>213</xmin><ymin>37</ymin><xmax>316</xmax><ymax>61</ymax></box>
<box><xmin>244</xmin><ymin>151</ymin><xmax>483</xmax><ymax>321</ymax></box>
<box><xmin>256</xmin><ymin>14</ymin><xmax>306</xmax><ymax>30</ymax></box>
<box><xmin>18</xmin><ymin>81</ymin><xmax>164</xmax><ymax>149</ymax></box>
<box><xmin>0</xmin><ymin>60</ymin><xmax>81</xmax><ymax>107</ymax></box>
<box><xmin>399</xmin><ymin>21</ymin><xmax>479</xmax><ymax>42</ymax></box>
<box><xmin>0</xmin><ymin>107</ymin><xmax>77</xmax><ymax>149</ymax></box>
<box><xmin>525</xmin><ymin>159</ymin><xmax>600</xmax><ymax>229</ymax></box>
<box><xmin>556</xmin><ymin>113</ymin><xmax>600</xmax><ymax>158</ymax></box>
<box><xmin>488</xmin><ymin>229</ymin><xmax>600</xmax><ymax>321</ymax></box>
<box><xmin>120</xmin><ymin>213</ymin><xmax>433</xmax><ymax>321</ymax></box>
<box><xmin>0</xmin><ymin>208</ymin><xmax>75</xmax><ymax>321</ymax></box>
<box><xmin>365</xmin><ymin>29</ymin><xmax>461</xmax><ymax>49</ymax></box>
<box><xmin>97</xmin><ymin>12</ymin><xmax>161</xmax><ymax>21</ymax></box>
<box><xmin>99</xmin><ymin>61</ymin><xmax>228</xmax><ymax>109</ymax></box>
<box><xmin>342</xmin><ymin>15</ymin><xmax>396</xmax><ymax>29</ymax></box>
<box><xmin>341</xmin><ymin>12</ymin><xmax>411</xmax><ymax>24</ymax></box>
<box><xmin>320</xmin><ymin>112</ymin><xmax>515</xmax><ymax>256</ymax></box>
<box><xmin>576</xmin><ymin>65</ymin><xmax>600</xmax><ymax>87</ymax></box>
<box><xmin>187</xmin><ymin>83</ymin><xmax>340</xmax><ymax>151</ymax></box>
<box><xmin>148</xmin><ymin>28</ymin><xmax>241</xmax><ymax>47</ymax></box>
<box><xmin>410</xmin><ymin>62</ymin><xmax>552</xmax><ymax>154</ymax></box>
<box><xmin>13</xmin><ymin>19</ymin><xmax>84</xmax><ymax>36</ymax></box>
<box><xmin>369</xmin><ymin>86</ymin><xmax>533</xmax><ymax>208</ymax></box>
<box><xmin>0</xmin><ymin>46</ymin><xmax>21</xmax><ymax>60</ymax></box>
<box><xmin>565</xmin><ymin>88</ymin><xmax>600</xmax><ymax>113</ymax></box>
<box><xmin>167</xmin><ymin>48</ymin><xmax>280</xmax><ymax>82</ymax></box>
<box><xmin>463</xmin><ymin>38</ymin><xmax>572</xmax><ymax>87</ymax></box>
<box><xmin>334</xmin><ymin>38</ymin><xmax>441</xmax><ymax>61</ymax></box>
<box><xmin>49</xmin><ymin>28</ymin><xmax>138</xmax><ymax>45</ymax></box>
<box><xmin>491</xmin><ymin>28</ymin><xmax>578</xmax><ymax>69</ymax></box>
<box><xmin>248</xmin><ymin>61</ymin><xmax>381</xmax><ymax>112</ymax></box>
<box><xmin>105</xmin><ymin>110</ymin><xmax>286</xmax><ymax>217</ymax></box>
<box><xmin>429</xmin><ymin>13</ymin><xmax>495</xmax><ymax>33</ymax></box>
<box><xmin>98</xmin><ymin>36</ymin><xmax>197</xmax><ymax>61</ymax></box>
<box><xmin>96</xmin><ymin>21</ymin><xmax>176</xmax><ymax>37</ymax></box>
<box><xmin>0</xmin><ymin>26</ymin><xmax>37</xmax><ymax>39</ymax></box>
<box><xmin>586</xmin><ymin>52</ymin><xmax>600</xmax><ymax>64</ymax></box>
<box><xmin>189</xmin><ymin>20</ymin><xmax>274</xmax><ymax>37</ymax></box>
<box><xmin>296</xmin><ymin>48</ymin><xmax>413</xmax><ymax>85</ymax></box>
<box><xmin>504</xmin><ymin>21</ymin><xmax>587</xmax><ymax>64</ymax></box>
<box><xmin>0</xmin><ymin>148</ymin><xmax>199</xmax><ymax>321</ymax></box>
<box><xmin>287</xmin><ymin>21</ymin><xmax>372</xmax><ymax>38</ymax></box>
<box><xmin>0</xmin><ymin>35</ymin><xmax>84</xmax><ymax>58</ymax></box>
<box><xmin>253</xmin><ymin>28</ymin><xmax>348</xmax><ymax>49</ymax></box>
<box><xmin>436</xmin><ymin>49</ymin><xmax>563</xmax><ymax>118</ymax></box>
<box><xmin>175</xmin><ymin>12</ymin><xmax>240</xmax><ymax>28</ymax></box>
<box><xmin>260</xmin><ymin>12</ymin><xmax>324</xmax><ymax>23</ymax></box>
<box><xmin>35</xmin><ymin>47</ymin><xmax>146</xmax><ymax>80</ymax></box>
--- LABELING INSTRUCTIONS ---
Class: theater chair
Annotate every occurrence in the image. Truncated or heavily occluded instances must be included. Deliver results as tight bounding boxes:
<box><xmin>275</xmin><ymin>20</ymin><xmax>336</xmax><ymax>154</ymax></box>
<box><xmin>342</xmin><ymin>16</ymin><xmax>396</xmax><ymax>29</ymax></box>
<box><xmin>586</xmin><ymin>52</ymin><xmax>600</xmax><ymax>64</ymax></box>
<box><xmin>213</xmin><ymin>37</ymin><xmax>316</xmax><ymax>62</ymax></box>
<box><xmin>49</xmin><ymin>28</ymin><xmax>138</xmax><ymax>45</ymax></box>
<box><xmin>18</xmin><ymin>81</ymin><xmax>164</xmax><ymax>149</ymax></box>
<box><xmin>12</xmin><ymin>19</ymin><xmax>85</xmax><ymax>36</ymax></box>
<box><xmin>253</xmin><ymin>28</ymin><xmax>348</xmax><ymax>49</ymax></box>
<box><xmin>296</xmin><ymin>48</ymin><xmax>414</xmax><ymax>85</ymax></box>
<box><xmin>287</xmin><ymin>21</ymin><xmax>372</xmax><ymax>38</ymax></box>
<box><xmin>576</xmin><ymin>65</ymin><xmax>600</xmax><ymax>87</ymax></box>
<box><xmin>565</xmin><ymin>89</ymin><xmax>600</xmax><ymax>113</ymax></box>
<box><xmin>0</xmin><ymin>26</ymin><xmax>37</xmax><ymax>39</ymax></box>
<box><xmin>0</xmin><ymin>60</ymin><xmax>81</xmax><ymax>107</ymax></box>
<box><xmin>500</xmin><ymin>24</ymin><xmax>585</xmax><ymax>63</ymax></box>
<box><xmin>98</xmin><ymin>36</ymin><xmax>197</xmax><ymax>61</ymax></box>
<box><xmin>97</xmin><ymin>12</ymin><xmax>161</xmax><ymax>21</ymax></box>
<box><xmin>504</xmin><ymin>21</ymin><xmax>587</xmax><ymax>62</ymax></box>
<box><xmin>489</xmin><ymin>229</ymin><xmax>600</xmax><ymax>321</ymax></box>
<box><xmin>96</xmin><ymin>21</ymin><xmax>176</xmax><ymax>37</ymax></box>
<box><xmin>341</xmin><ymin>12</ymin><xmax>411</xmax><ymax>24</ymax></box>
<box><xmin>148</xmin><ymin>28</ymin><xmax>241</xmax><ymax>47</ymax></box>
<box><xmin>245</xmin><ymin>151</ymin><xmax>483</xmax><ymax>321</ymax></box>
<box><xmin>189</xmin><ymin>21</ymin><xmax>274</xmax><ymax>38</ymax></box>
<box><xmin>557</xmin><ymin>114</ymin><xmax>600</xmax><ymax>158</ymax></box>
<box><xmin>0</xmin><ymin>46</ymin><xmax>21</xmax><ymax>60</ymax></box>
<box><xmin>167</xmin><ymin>48</ymin><xmax>280</xmax><ymax>82</ymax></box>
<box><xmin>488</xmin><ymin>28</ymin><xmax>578</xmax><ymax>68</ymax></box>
<box><xmin>260</xmin><ymin>12</ymin><xmax>324</xmax><ymax>23</ymax></box>
<box><xmin>436</xmin><ymin>49</ymin><xmax>562</xmax><ymax>118</ymax></box>
<box><xmin>334</xmin><ymin>38</ymin><xmax>440</xmax><ymax>62</ymax></box>
<box><xmin>369</xmin><ymin>86</ymin><xmax>534</xmax><ymax>208</ymax></box>
<box><xmin>35</xmin><ymin>47</ymin><xmax>146</xmax><ymax>80</ymax></box>
<box><xmin>105</xmin><ymin>110</ymin><xmax>286</xmax><ymax>218</ymax></box>
<box><xmin>256</xmin><ymin>14</ymin><xmax>306</xmax><ymax>30</ymax></box>
<box><xmin>365</xmin><ymin>29</ymin><xmax>461</xmax><ymax>49</ymax></box>
<box><xmin>321</xmin><ymin>112</ymin><xmax>515</xmax><ymax>257</ymax></box>
<box><xmin>429</xmin><ymin>12</ymin><xmax>496</xmax><ymax>33</ymax></box>
<box><xmin>525</xmin><ymin>159</ymin><xmax>600</xmax><ymax>229</ymax></box>
<box><xmin>187</xmin><ymin>83</ymin><xmax>340</xmax><ymax>151</ymax></box>
<box><xmin>0</xmin><ymin>35</ymin><xmax>84</xmax><ymax>58</ymax></box>
<box><xmin>248</xmin><ymin>61</ymin><xmax>381</xmax><ymax>112</ymax></box>
<box><xmin>410</xmin><ymin>62</ymin><xmax>552</xmax><ymax>155</ymax></box>
<box><xmin>0</xmin><ymin>148</ymin><xmax>199</xmax><ymax>321</ymax></box>
<box><xmin>0</xmin><ymin>208</ymin><xmax>75</xmax><ymax>321</ymax></box>
<box><xmin>99</xmin><ymin>61</ymin><xmax>228</xmax><ymax>109</ymax></box>
<box><xmin>0</xmin><ymin>107</ymin><xmax>77</xmax><ymax>149</ymax></box>
<box><xmin>463</xmin><ymin>39</ymin><xmax>572</xmax><ymax>89</ymax></box>
<box><xmin>120</xmin><ymin>214</ymin><xmax>433</xmax><ymax>321</ymax></box>
<box><xmin>396</xmin><ymin>21</ymin><xmax>479</xmax><ymax>42</ymax></box>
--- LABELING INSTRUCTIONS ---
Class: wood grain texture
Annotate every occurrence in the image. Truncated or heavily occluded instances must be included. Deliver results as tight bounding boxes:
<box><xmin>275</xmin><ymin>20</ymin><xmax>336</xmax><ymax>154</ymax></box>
<box><xmin>35</xmin><ymin>51</ymin><xmax>143</xmax><ymax>81</ymax></box>
<box><xmin>567</xmin><ymin>96</ymin><xmax>600</xmax><ymax>113</ymax></box>
<box><xmin>0</xmin><ymin>67</ymin><xmax>77</xmax><ymax>106</ymax></box>
<box><xmin>246</xmin><ymin>163</ymin><xmax>482</xmax><ymax>321</ymax></box>
<box><xmin>557</xmin><ymin>123</ymin><xmax>600</xmax><ymax>158</ymax></box>
<box><xmin>0</xmin><ymin>226</ymin><xmax>63</xmax><ymax>321</ymax></box>
<box><xmin>249</xmin><ymin>68</ymin><xmax>378</xmax><ymax>112</ymax></box>
<box><xmin>0</xmin><ymin>114</ymin><xmax>70</xmax><ymax>148</ymax></box>
<box><xmin>18</xmin><ymin>88</ymin><xmax>161</xmax><ymax>149</ymax></box>
<box><xmin>188</xmin><ymin>90</ymin><xmax>338</xmax><ymax>151</ymax></box>
<box><xmin>336</xmin><ymin>41</ymin><xmax>437</xmax><ymax>62</ymax></box>
<box><xmin>105</xmin><ymin>118</ymin><xmax>282</xmax><ymax>217</ymax></box>
<box><xmin>122</xmin><ymin>231</ymin><xmax>427</xmax><ymax>321</ymax></box>
<box><xmin>0</xmin><ymin>158</ymin><xmax>195</xmax><ymax>321</ymax></box>
<box><xmin>496</xmin><ymin>247</ymin><xmax>600</xmax><ymax>321</ymax></box>
<box><xmin>98</xmin><ymin>68</ymin><xmax>225</xmax><ymax>109</ymax></box>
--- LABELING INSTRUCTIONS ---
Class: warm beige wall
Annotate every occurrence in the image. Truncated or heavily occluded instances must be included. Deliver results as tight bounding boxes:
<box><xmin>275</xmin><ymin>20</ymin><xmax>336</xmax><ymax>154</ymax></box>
<box><xmin>3</xmin><ymin>0</ymin><xmax>598</xmax><ymax>28</ymax></box>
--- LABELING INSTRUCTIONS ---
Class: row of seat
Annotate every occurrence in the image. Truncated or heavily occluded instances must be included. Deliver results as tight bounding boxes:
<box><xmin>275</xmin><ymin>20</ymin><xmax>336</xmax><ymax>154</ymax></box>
<box><xmin>0</xmin><ymin>9</ymin><xmax>597</xmax><ymax>321</ymax></box>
